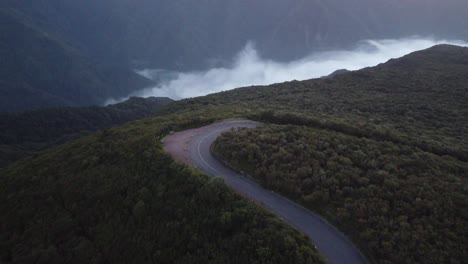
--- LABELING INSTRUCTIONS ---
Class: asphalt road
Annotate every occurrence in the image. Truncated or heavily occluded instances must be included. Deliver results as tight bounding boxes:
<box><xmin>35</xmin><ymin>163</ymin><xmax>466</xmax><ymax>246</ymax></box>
<box><xmin>164</xmin><ymin>120</ymin><xmax>368</xmax><ymax>264</ymax></box>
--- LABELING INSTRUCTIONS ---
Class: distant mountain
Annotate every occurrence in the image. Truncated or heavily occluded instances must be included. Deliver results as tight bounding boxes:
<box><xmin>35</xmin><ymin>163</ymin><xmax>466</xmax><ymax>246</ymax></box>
<box><xmin>0</xmin><ymin>96</ymin><xmax>173</xmax><ymax>167</ymax></box>
<box><xmin>0</xmin><ymin>8</ymin><xmax>153</xmax><ymax>112</ymax></box>
<box><xmin>6</xmin><ymin>0</ymin><xmax>468</xmax><ymax>70</ymax></box>
<box><xmin>1</xmin><ymin>1</ymin><xmax>466</xmax><ymax>111</ymax></box>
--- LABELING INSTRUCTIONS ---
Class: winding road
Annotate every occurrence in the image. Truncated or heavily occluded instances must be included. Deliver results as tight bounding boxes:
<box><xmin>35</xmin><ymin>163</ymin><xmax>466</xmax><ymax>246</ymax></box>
<box><xmin>163</xmin><ymin>120</ymin><xmax>368</xmax><ymax>264</ymax></box>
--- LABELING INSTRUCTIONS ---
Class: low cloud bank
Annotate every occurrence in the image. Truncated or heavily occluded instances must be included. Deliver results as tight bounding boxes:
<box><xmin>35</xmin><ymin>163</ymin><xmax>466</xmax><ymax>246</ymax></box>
<box><xmin>107</xmin><ymin>37</ymin><xmax>467</xmax><ymax>103</ymax></box>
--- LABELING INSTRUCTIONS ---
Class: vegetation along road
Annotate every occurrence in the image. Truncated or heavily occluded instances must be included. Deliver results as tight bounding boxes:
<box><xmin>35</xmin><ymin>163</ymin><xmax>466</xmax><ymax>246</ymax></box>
<box><xmin>163</xmin><ymin>120</ymin><xmax>368</xmax><ymax>264</ymax></box>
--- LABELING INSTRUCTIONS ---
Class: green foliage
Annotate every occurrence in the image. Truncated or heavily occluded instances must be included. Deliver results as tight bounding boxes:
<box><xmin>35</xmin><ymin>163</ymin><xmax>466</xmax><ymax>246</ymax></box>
<box><xmin>1</xmin><ymin>43</ymin><xmax>467</xmax><ymax>264</ymax></box>
<box><xmin>0</xmin><ymin>97</ymin><xmax>173</xmax><ymax>167</ymax></box>
<box><xmin>213</xmin><ymin>125</ymin><xmax>467</xmax><ymax>264</ymax></box>
<box><xmin>166</xmin><ymin>45</ymin><xmax>468</xmax><ymax>161</ymax></box>
<box><xmin>0</xmin><ymin>117</ymin><xmax>324</xmax><ymax>264</ymax></box>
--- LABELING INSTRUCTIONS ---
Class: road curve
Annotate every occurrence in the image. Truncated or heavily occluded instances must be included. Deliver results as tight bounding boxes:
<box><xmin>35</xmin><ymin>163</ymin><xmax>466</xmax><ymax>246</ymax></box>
<box><xmin>163</xmin><ymin>120</ymin><xmax>368</xmax><ymax>264</ymax></box>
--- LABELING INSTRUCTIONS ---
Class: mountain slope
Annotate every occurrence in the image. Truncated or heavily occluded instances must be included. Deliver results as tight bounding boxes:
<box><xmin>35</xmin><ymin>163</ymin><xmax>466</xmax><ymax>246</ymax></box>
<box><xmin>214</xmin><ymin>125</ymin><xmax>466</xmax><ymax>263</ymax></box>
<box><xmin>7</xmin><ymin>0</ymin><xmax>468</xmax><ymax>70</ymax></box>
<box><xmin>0</xmin><ymin>97</ymin><xmax>173</xmax><ymax>167</ymax></box>
<box><xmin>0</xmin><ymin>115</ymin><xmax>324</xmax><ymax>264</ymax></box>
<box><xmin>167</xmin><ymin>44</ymin><xmax>468</xmax><ymax>160</ymax></box>
<box><xmin>173</xmin><ymin>44</ymin><xmax>468</xmax><ymax>263</ymax></box>
<box><xmin>0</xmin><ymin>45</ymin><xmax>466</xmax><ymax>263</ymax></box>
<box><xmin>0</xmin><ymin>8</ymin><xmax>153</xmax><ymax>112</ymax></box>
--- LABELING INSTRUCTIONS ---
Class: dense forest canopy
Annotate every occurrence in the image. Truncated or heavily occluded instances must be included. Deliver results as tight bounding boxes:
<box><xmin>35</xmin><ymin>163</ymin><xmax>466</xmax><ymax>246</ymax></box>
<box><xmin>0</xmin><ymin>0</ymin><xmax>467</xmax><ymax>261</ymax></box>
<box><xmin>0</xmin><ymin>97</ymin><xmax>173</xmax><ymax>167</ymax></box>
<box><xmin>213</xmin><ymin>125</ymin><xmax>467</xmax><ymax>263</ymax></box>
<box><xmin>166</xmin><ymin>45</ymin><xmax>468</xmax><ymax>161</ymax></box>
<box><xmin>0</xmin><ymin>115</ymin><xmax>324</xmax><ymax>264</ymax></box>
<box><xmin>0</xmin><ymin>43</ymin><xmax>467</xmax><ymax>263</ymax></box>
<box><xmin>165</xmin><ymin>45</ymin><xmax>468</xmax><ymax>262</ymax></box>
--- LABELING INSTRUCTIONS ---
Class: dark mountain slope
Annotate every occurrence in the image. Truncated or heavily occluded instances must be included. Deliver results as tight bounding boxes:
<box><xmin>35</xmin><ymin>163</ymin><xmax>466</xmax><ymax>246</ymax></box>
<box><xmin>0</xmin><ymin>114</ymin><xmax>324</xmax><ymax>264</ymax></box>
<box><xmin>0</xmin><ymin>97</ymin><xmax>173</xmax><ymax>167</ymax></box>
<box><xmin>0</xmin><ymin>45</ymin><xmax>466</xmax><ymax>264</ymax></box>
<box><xmin>214</xmin><ymin>124</ymin><xmax>466</xmax><ymax>264</ymax></box>
<box><xmin>7</xmin><ymin>0</ymin><xmax>468</xmax><ymax>70</ymax></box>
<box><xmin>168</xmin><ymin>44</ymin><xmax>467</xmax><ymax>263</ymax></box>
<box><xmin>0</xmin><ymin>8</ymin><xmax>153</xmax><ymax>112</ymax></box>
<box><xmin>1</xmin><ymin>1</ymin><xmax>466</xmax><ymax>112</ymax></box>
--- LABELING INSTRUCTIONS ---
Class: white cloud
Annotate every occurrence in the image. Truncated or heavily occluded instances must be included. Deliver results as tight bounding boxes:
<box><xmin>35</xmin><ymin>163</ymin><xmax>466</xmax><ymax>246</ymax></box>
<box><xmin>106</xmin><ymin>37</ymin><xmax>468</xmax><ymax>103</ymax></box>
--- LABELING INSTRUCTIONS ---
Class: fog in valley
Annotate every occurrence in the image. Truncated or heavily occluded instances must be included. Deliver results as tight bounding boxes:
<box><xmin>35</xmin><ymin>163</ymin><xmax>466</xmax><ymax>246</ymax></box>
<box><xmin>106</xmin><ymin>38</ymin><xmax>467</xmax><ymax>103</ymax></box>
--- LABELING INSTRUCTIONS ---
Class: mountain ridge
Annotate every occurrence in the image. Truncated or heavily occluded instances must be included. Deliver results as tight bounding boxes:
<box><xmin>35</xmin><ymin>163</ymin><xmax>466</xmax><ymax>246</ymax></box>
<box><xmin>6</xmin><ymin>1</ymin><xmax>468</xmax><ymax>70</ymax></box>
<box><xmin>164</xmin><ymin>44</ymin><xmax>468</xmax><ymax>161</ymax></box>
<box><xmin>0</xmin><ymin>8</ymin><xmax>154</xmax><ymax>112</ymax></box>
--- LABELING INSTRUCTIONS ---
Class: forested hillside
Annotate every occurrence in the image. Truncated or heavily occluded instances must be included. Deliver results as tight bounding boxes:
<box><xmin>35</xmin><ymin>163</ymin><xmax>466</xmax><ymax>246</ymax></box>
<box><xmin>0</xmin><ymin>8</ymin><xmax>153</xmax><ymax>112</ymax></box>
<box><xmin>0</xmin><ymin>113</ymin><xmax>324</xmax><ymax>264</ymax></box>
<box><xmin>166</xmin><ymin>45</ymin><xmax>468</xmax><ymax>161</ymax></box>
<box><xmin>168</xmin><ymin>44</ymin><xmax>468</xmax><ymax>263</ymax></box>
<box><xmin>0</xmin><ymin>45</ymin><xmax>466</xmax><ymax>263</ymax></box>
<box><xmin>213</xmin><ymin>125</ymin><xmax>466</xmax><ymax>263</ymax></box>
<box><xmin>0</xmin><ymin>97</ymin><xmax>173</xmax><ymax>167</ymax></box>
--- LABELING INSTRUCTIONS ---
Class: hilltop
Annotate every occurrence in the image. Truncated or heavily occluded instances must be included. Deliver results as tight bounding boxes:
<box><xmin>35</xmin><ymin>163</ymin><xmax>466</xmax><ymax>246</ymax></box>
<box><xmin>0</xmin><ymin>45</ymin><xmax>466</xmax><ymax>263</ymax></box>
<box><xmin>169</xmin><ymin>44</ymin><xmax>468</xmax><ymax>160</ymax></box>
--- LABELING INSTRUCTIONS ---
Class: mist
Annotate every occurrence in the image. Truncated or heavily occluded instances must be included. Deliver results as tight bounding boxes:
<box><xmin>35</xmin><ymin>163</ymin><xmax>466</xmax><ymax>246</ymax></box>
<box><xmin>107</xmin><ymin>38</ymin><xmax>467</xmax><ymax>103</ymax></box>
